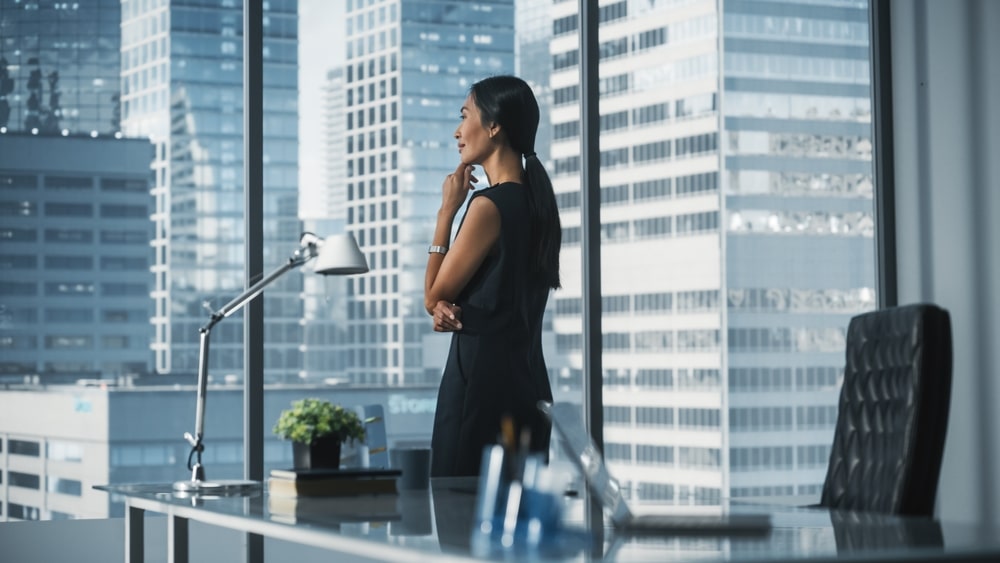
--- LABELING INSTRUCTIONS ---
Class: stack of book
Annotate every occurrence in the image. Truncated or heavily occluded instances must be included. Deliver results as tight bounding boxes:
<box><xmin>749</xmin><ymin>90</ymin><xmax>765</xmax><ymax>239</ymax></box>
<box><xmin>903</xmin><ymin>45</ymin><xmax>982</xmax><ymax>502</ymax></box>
<box><xmin>267</xmin><ymin>467</ymin><xmax>401</xmax><ymax>498</ymax></box>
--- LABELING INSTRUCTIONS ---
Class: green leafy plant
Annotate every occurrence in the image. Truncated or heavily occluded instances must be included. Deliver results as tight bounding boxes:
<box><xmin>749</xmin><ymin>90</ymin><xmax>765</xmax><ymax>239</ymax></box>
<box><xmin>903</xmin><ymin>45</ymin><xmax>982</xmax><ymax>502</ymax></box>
<box><xmin>272</xmin><ymin>398</ymin><xmax>366</xmax><ymax>445</ymax></box>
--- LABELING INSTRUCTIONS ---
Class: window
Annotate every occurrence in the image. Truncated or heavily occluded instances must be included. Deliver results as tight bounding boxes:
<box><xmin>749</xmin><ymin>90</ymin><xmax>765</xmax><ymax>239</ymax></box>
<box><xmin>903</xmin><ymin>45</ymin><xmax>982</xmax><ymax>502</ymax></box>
<box><xmin>636</xmin><ymin>407</ymin><xmax>674</xmax><ymax>427</ymax></box>
<box><xmin>44</xmin><ymin>176</ymin><xmax>92</xmax><ymax>190</ymax></box>
<box><xmin>678</xmin><ymin>408</ymin><xmax>720</xmax><ymax>429</ymax></box>
<box><xmin>45</xmin><ymin>203</ymin><xmax>92</xmax><ymax>217</ymax></box>
<box><xmin>553</xmin><ymin>0</ymin><xmax>876</xmax><ymax>509</ymax></box>
<box><xmin>553</xmin><ymin>14</ymin><xmax>578</xmax><ymax>37</ymax></box>
<box><xmin>9</xmin><ymin>471</ymin><xmax>41</xmax><ymax>490</ymax></box>
<box><xmin>101</xmin><ymin>178</ymin><xmax>148</xmax><ymax>192</ymax></box>
<box><xmin>633</xmin><ymin>140</ymin><xmax>671</xmax><ymax>163</ymax></box>
<box><xmin>48</xmin><ymin>441</ymin><xmax>84</xmax><ymax>462</ymax></box>
<box><xmin>602</xmin><ymin>294</ymin><xmax>630</xmax><ymax>314</ymax></box>
<box><xmin>598</xmin><ymin>1</ymin><xmax>627</xmax><ymax>23</ymax></box>
<box><xmin>638</xmin><ymin>482</ymin><xmax>674</xmax><ymax>501</ymax></box>
<box><xmin>0</xmin><ymin>282</ymin><xmax>36</xmax><ymax>296</ymax></box>
<box><xmin>553</xmin><ymin>50</ymin><xmax>579</xmax><ymax>71</ymax></box>
<box><xmin>0</xmin><ymin>0</ymin><xmax>882</xmax><ymax>521</ymax></box>
<box><xmin>100</xmin><ymin>204</ymin><xmax>147</xmax><ymax>218</ymax></box>
<box><xmin>600</xmin><ymin>111</ymin><xmax>628</xmax><ymax>132</ymax></box>
<box><xmin>634</xmin><ymin>216</ymin><xmax>671</xmax><ymax>239</ymax></box>
<box><xmin>633</xmin><ymin>102</ymin><xmax>670</xmax><ymax>126</ymax></box>
<box><xmin>8</xmin><ymin>439</ymin><xmax>40</xmax><ymax>457</ymax></box>
<box><xmin>7</xmin><ymin>503</ymin><xmax>41</xmax><ymax>521</ymax></box>
<box><xmin>676</xmin><ymin>172</ymin><xmax>717</xmax><ymax>197</ymax></box>
<box><xmin>553</xmin><ymin>85</ymin><xmax>579</xmax><ymax>106</ymax></box>
<box><xmin>604</xmin><ymin>405</ymin><xmax>631</xmax><ymax>425</ymax></box>
<box><xmin>678</xmin><ymin>447</ymin><xmax>720</xmax><ymax>469</ymax></box>
<box><xmin>47</xmin><ymin>477</ymin><xmax>83</xmax><ymax>496</ymax></box>
<box><xmin>637</xmin><ymin>27</ymin><xmax>667</xmax><ymax>51</ymax></box>
<box><xmin>634</xmin><ymin>178</ymin><xmax>671</xmax><ymax>201</ymax></box>
<box><xmin>45</xmin><ymin>256</ymin><xmax>94</xmax><ymax>270</ymax></box>
<box><xmin>46</xmin><ymin>229</ymin><xmax>93</xmax><ymax>243</ymax></box>
<box><xmin>0</xmin><ymin>201</ymin><xmax>35</xmax><ymax>216</ymax></box>
<box><xmin>45</xmin><ymin>309</ymin><xmax>95</xmax><ymax>323</ymax></box>
<box><xmin>636</xmin><ymin>445</ymin><xmax>673</xmax><ymax>465</ymax></box>
<box><xmin>634</xmin><ymin>292</ymin><xmax>671</xmax><ymax>314</ymax></box>
<box><xmin>599</xmin><ymin>37</ymin><xmax>628</xmax><ymax>60</ymax></box>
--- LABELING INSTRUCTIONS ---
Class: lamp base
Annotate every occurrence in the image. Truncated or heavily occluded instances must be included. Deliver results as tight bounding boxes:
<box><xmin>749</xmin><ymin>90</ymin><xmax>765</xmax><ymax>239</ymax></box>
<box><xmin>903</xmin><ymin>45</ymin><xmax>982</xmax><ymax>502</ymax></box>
<box><xmin>172</xmin><ymin>479</ymin><xmax>262</xmax><ymax>496</ymax></box>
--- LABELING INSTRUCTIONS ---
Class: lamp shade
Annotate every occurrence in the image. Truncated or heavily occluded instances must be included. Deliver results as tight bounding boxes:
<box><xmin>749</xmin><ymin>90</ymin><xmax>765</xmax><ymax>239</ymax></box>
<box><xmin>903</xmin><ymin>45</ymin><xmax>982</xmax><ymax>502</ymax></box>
<box><xmin>313</xmin><ymin>233</ymin><xmax>369</xmax><ymax>275</ymax></box>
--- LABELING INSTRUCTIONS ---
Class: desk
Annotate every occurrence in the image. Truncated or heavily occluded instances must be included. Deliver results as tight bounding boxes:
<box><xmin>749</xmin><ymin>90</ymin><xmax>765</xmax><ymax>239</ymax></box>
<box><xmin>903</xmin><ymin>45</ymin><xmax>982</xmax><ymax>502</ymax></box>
<box><xmin>97</xmin><ymin>478</ymin><xmax>1000</xmax><ymax>562</ymax></box>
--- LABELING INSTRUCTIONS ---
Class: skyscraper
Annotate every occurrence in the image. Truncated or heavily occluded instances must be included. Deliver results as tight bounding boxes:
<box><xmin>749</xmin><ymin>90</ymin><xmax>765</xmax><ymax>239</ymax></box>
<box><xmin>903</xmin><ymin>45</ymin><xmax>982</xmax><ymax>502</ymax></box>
<box><xmin>0</xmin><ymin>0</ymin><xmax>122</xmax><ymax>135</ymax></box>
<box><xmin>0</xmin><ymin>1</ymin><xmax>153</xmax><ymax>382</ymax></box>
<box><xmin>0</xmin><ymin>135</ymin><xmax>154</xmax><ymax>381</ymax></box>
<box><xmin>721</xmin><ymin>0</ymin><xmax>874</xmax><ymax>499</ymax></box>
<box><xmin>548</xmin><ymin>0</ymin><xmax>874</xmax><ymax>503</ymax></box>
<box><xmin>322</xmin><ymin>68</ymin><xmax>349</xmax><ymax>222</ymax></box>
<box><xmin>341</xmin><ymin>0</ymin><xmax>516</xmax><ymax>386</ymax></box>
<box><xmin>119</xmin><ymin>0</ymin><xmax>302</xmax><ymax>381</ymax></box>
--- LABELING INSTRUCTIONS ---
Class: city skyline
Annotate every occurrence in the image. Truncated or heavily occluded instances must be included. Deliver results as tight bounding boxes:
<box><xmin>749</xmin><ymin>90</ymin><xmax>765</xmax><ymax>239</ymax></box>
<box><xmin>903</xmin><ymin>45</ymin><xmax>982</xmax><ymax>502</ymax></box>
<box><xmin>2</xmin><ymin>0</ymin><xmax>878</xmax><ymax>521</ymax></box>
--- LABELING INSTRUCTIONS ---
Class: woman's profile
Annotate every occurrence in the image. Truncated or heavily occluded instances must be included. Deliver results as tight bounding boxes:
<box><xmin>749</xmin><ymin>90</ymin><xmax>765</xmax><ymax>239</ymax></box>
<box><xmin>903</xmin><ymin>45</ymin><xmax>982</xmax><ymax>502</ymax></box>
<box><xmin>424</xmin><ymin>75</ymin><xmax>561</xmax><ymax>477</ymax></box>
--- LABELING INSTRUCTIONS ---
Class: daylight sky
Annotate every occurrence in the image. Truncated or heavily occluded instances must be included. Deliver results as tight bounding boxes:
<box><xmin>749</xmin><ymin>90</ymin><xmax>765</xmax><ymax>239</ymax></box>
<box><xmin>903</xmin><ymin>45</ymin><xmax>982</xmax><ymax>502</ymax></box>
<box><xmin>298</xmin><ymin>0</ymin><xmax>346</xmax><ymax>218</ymax></box>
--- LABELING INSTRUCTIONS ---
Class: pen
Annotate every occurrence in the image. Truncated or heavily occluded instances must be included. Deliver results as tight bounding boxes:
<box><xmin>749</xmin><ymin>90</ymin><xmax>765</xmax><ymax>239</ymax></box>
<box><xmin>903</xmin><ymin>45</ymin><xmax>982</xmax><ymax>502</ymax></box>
<box><xmin>517</xmin><ymin>426</ymin><xmax>531</xmax><ymax>481</ymax></box>
<box><xmin>501</xmin><ymin>414</ymin><xmax>522</xmax><ymax>481</ymax></box>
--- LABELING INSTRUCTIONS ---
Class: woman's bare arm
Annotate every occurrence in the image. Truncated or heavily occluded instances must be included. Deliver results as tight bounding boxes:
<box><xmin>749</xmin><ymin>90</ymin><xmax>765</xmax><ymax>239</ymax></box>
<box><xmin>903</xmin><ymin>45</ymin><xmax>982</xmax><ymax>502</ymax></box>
<box><xmin>424</xmin><ymin>195</ymin><xmax>500</xmax><ymax>314</ymax></box>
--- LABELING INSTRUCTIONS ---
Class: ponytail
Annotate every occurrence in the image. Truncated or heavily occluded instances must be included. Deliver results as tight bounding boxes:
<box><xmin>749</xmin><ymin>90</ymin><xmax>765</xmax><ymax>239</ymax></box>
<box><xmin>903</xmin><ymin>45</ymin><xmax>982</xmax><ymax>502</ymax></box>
<box><xmin>471</xmin><ymin>75</ymin><xmax>561</xmax><ymax>289</ymax></box>
<box><xmin>523</xmin><ymin>153</ymin><xmax>561</xmax><ymax>289</ymax></box>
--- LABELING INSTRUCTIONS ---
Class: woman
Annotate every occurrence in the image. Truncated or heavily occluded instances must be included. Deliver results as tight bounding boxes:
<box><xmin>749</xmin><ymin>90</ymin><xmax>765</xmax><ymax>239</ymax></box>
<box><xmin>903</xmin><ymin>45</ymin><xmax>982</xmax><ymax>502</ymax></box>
<box><xmin>424</xmin><ymin>75</ymin><xmax>561</xmax><ymax>477</ymax></box>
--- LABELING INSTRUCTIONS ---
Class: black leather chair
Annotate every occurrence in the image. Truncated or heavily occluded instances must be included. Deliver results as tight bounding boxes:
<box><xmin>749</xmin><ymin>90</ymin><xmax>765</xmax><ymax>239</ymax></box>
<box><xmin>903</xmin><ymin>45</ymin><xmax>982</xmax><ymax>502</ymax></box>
<box><xmin>818</xmin><ymin>303</ymin><xmax>952</xmax><ymax>517</ymax></box>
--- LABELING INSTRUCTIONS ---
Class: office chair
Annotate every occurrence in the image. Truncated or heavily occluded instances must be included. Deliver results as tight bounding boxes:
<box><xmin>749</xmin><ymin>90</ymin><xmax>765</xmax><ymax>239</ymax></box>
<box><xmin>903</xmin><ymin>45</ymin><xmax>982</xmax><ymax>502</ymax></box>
<box><xmin>819</xmin><ymin>303</ymin><xmax>952</xmax><ymax>517</ymax></box>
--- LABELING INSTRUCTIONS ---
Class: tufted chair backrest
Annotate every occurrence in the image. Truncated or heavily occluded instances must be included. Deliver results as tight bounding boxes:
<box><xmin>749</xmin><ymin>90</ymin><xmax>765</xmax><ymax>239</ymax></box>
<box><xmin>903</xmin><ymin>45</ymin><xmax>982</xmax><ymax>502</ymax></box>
<box><xmin>819</xmin><ymin>303</ymin><xmax>953</xmax><ymax>517</ymax></box>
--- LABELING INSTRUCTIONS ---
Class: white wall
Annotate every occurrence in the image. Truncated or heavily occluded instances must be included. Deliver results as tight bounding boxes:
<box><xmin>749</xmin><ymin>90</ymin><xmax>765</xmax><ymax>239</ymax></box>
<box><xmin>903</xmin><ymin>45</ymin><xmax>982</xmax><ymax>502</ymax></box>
<box><xmin>890</xmin><ymin>0</ymin><xmax>1000</xmax><ymax>525</ymax></box>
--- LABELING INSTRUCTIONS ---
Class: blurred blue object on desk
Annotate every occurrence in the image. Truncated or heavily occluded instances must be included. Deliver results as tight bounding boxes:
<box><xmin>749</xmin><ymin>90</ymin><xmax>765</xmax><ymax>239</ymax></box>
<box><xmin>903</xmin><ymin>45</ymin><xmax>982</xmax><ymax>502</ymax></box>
<box><xmin>470</xmin><ymin>444</ymin><xmax>593</xmax><ymax>559</ymax></box>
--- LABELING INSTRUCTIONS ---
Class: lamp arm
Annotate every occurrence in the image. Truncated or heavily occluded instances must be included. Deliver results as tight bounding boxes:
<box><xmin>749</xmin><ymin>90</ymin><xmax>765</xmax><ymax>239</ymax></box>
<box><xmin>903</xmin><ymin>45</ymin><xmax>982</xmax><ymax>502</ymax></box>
<box><xmin>206</xmin><ymin>253</ymin><xmax>314</xmax><ymax>330</ymax></box>
<box><xmin>182</xmin><ymin>237</ymin><xmax>320</xmax><ymax>481</ymax></box>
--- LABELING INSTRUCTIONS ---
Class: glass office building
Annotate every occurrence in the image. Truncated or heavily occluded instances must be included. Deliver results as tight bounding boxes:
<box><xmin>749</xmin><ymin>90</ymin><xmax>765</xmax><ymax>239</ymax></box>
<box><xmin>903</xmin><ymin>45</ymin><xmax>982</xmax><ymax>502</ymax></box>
<box><xmin>341</xmin><ymin>0</ymin><xmax>516</xmax><ymax>386</ymax></box>
<box><xmin>0</xmin><ymin>0</ymin><xmax>122</xmax><ymax>135</ymax></box>
<box><xmin>0</xmin><ymin>135</ymin><xmax>154</xmax><ymax>381</ymax></box>
<box><xmin>321</xmin><ymin>67</ymin><xmax>349</xmax><ymax>222</ymax></box>
<box><xmin>119</xmin><ymin>0</ymin><xmax>303</xmax><ymax>381</ymax></box>
<box><xmin>548</xmin><ymin>0</ymin><xmax>874</xmax><ymax>503</ymax></box>
<box><xmin>515</xmin><ymin>0</ymin><xmax>553</xmax><ymax>164</ymax></box>
<box><xmin>722</xmin><ymin>0</ymin><xmax>874</xmax><ymax>499</ymax></box>
<box><xmin>0</xmin><ymin>1</ymin><xmax>154</xmax><ymax>381</ymax></box>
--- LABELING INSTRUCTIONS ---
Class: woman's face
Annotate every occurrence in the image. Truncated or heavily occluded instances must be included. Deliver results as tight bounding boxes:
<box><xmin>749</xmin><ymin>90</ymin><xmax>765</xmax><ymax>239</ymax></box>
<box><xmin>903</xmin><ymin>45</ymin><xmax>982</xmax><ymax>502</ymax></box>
<box><xmin>454</xmin><ymin>93</ymin><xmax>494</xmax><ymax>165</ymax></box>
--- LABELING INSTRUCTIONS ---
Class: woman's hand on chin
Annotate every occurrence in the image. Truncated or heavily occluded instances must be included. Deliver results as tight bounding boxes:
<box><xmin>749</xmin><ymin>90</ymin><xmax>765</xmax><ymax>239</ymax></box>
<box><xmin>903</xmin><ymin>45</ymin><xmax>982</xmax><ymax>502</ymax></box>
<box><xmin>441</xmin><ymin>162</ymin><xmax>477</xmax><ymax>214</ymax></box>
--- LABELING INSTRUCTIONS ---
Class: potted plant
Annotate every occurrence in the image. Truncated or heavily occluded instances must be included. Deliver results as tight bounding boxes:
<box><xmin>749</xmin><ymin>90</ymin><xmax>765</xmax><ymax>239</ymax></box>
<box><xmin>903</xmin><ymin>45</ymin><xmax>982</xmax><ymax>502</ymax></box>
<box><xmin>273</xmin><ymin>398</ymin><xmax>366</xmax><ymax>470</ymax></box>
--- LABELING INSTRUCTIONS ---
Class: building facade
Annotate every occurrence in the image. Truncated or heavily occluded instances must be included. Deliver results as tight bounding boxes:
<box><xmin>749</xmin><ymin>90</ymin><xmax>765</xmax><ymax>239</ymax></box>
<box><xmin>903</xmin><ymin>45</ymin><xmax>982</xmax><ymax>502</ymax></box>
<box><xmin>721</xmin><ymin>0</ymin><xmax>874</xmax><ymax>499</ymax></box>
<box><xmin>548</xmin><ymin>0</ymin><xmax>874</xmax><ymax>503</ymax></box>
<box><xmin>119</xmin><ymin>0</ymin><xmax>304</xmax><ymax>382</ymax></box>
<box><xmin>321</xmin><ymin>67</ymin><xmax>349</xmax><ymax>222</ymax></box>
<box><xmin>0</xmin><ymin>380</ymin><xmax>436</xmax><ymax>521</ymax></box>
<box><xmin>0</xmin><ymin>134</ymin><xmax>154</xmax><ymax>381</ymax></box>
<box><xmin>341</xmin><ymin>0</ymin><xmax>516</xmax><ymax>386</ymax></box>
<box><xmin>0</xmin><ymin>0</ymin><xmax>122</xmax><ymax>135</ymax></box>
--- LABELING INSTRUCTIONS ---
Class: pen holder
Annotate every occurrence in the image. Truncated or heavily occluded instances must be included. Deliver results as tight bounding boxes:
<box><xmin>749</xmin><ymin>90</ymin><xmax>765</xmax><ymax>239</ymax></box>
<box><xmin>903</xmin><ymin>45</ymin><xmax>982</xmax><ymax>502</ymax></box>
<box><xmin>471</xmin><ymin>444</ymin><xmax>511</xmax><ymax>542</ymax></box>
<box><xmin>470</xmin><ymin>445</ymin><xmax>566</xmax><ymax>555</ymax></box>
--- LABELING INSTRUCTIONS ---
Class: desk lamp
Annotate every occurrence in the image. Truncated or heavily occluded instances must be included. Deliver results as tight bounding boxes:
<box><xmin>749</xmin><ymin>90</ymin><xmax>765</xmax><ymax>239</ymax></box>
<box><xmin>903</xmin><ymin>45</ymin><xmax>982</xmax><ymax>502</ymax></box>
<box><xmin>173</xmin><ymin>232</ymin><xmax>368</xmax><ymax>494</ymax></box>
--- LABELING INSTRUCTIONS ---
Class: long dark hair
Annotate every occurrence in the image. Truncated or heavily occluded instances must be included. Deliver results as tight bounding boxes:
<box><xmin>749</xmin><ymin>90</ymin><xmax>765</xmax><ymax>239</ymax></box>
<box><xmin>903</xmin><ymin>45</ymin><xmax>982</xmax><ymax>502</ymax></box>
<box><xmin>471</xmin><ymin>75</ymin><xmax>561</xmax><ymax>289</ymax></box>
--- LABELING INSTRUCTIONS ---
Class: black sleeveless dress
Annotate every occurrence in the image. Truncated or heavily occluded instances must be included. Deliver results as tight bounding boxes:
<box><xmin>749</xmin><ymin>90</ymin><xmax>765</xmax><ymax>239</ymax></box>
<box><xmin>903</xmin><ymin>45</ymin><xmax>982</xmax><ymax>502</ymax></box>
<box><xmin>430</xmin><ymin>182</ymin><xmax>554</xmax><ymax>477</ymax></box>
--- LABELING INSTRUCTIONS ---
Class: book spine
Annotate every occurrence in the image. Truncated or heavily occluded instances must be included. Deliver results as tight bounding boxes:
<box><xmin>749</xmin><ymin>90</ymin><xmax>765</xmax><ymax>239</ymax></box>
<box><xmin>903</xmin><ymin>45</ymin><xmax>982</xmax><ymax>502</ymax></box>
<box><xmin>268</xmin><ymin>477</ymin><xmax>398</xmax><ymax>497</ymax></box>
